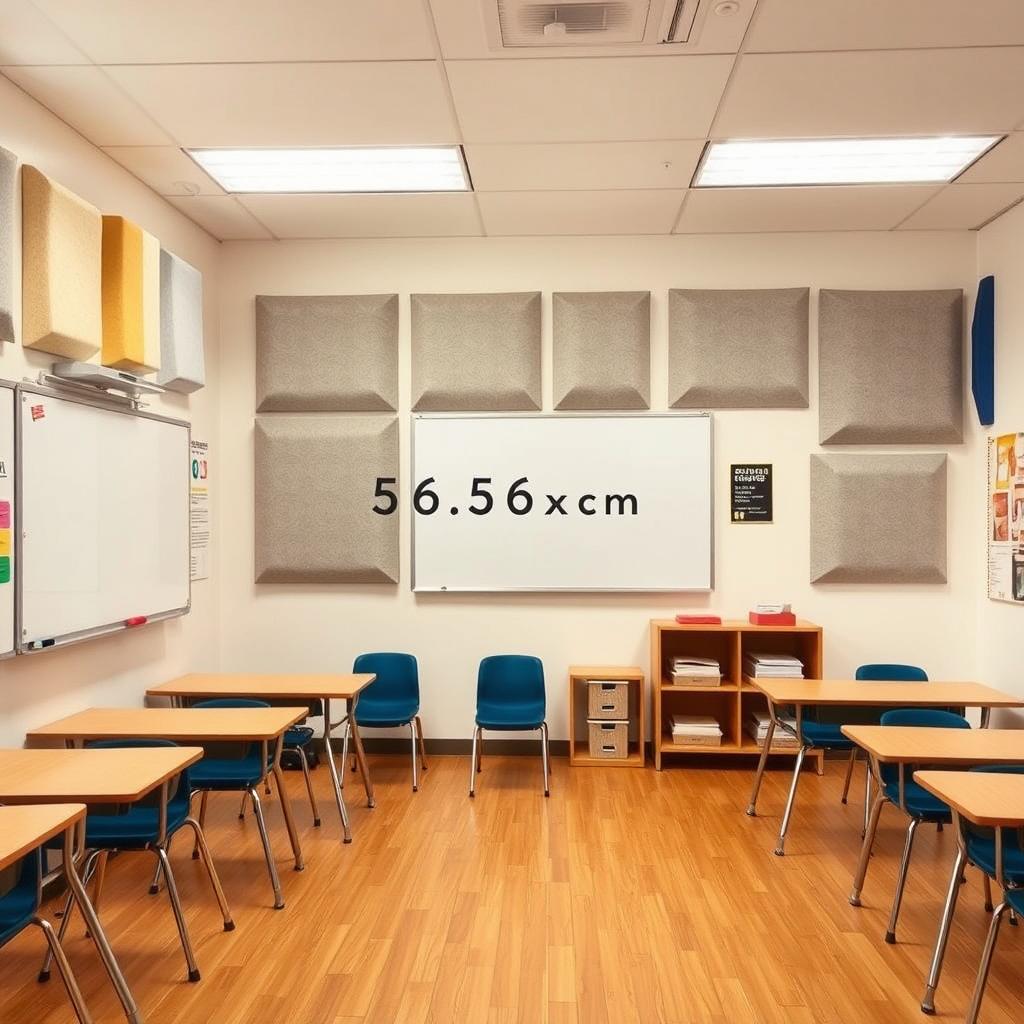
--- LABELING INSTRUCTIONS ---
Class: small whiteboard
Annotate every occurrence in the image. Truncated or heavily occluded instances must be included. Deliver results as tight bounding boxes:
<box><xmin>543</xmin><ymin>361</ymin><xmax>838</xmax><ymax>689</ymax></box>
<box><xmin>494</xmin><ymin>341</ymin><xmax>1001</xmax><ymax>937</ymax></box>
<box><xmin>412</xmin><ymin>414</ymin><xmax>713</xmax><ymax>592</ymax></box>
<box><xmin>17</xmin><ymin>386</ymin><xmax>190</xmax><ymax>649</ymax></box>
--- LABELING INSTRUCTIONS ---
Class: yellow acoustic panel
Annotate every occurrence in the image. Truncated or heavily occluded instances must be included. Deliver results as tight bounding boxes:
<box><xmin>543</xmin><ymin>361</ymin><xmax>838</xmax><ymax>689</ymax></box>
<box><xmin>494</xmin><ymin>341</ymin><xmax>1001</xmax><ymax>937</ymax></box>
<box><xmin>21</xmin><ymin>165</ymin><xmax>102</xmax><ymax>359</ymax></box>
<box><xmin>101</xmin><ymin>215</ymin><xmax>160</xmax><ymax>373</ymax></box>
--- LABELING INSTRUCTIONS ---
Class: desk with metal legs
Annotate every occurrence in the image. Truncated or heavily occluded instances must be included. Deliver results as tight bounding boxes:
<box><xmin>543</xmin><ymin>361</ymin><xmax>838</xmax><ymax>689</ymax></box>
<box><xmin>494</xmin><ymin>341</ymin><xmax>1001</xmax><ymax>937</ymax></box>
<box><xmin>745</xmin><ymin>680</ymin><xmax>1023</xmax><ymax>856</ymax></box>
<box><xmin>146</xmin><ymin>673</ymin><xmax>377</xmax><ymax>844</ymax></box>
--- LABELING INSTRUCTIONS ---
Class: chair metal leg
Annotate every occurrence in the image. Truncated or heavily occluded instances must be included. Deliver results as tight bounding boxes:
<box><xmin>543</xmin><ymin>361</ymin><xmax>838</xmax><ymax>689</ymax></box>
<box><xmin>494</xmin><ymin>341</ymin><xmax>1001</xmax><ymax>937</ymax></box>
<box><xmin>850</xmin><ymin>789</ymin><xmax>887</xmax><ymax>906</ymax></box>
<box><xmin>415</xmin><ymin>715</ymin><xmax>428</xmax><ymax>772</ymax></box>
<box><xmin>862</xmin><ymin>767</ymin><xmax>872</xmax><ymax>838</ymax></box>
<box><xmin>340</xmin><ymin>721</ymin><xmax>350</xmax><ymax>791</ymax></box>
<box><xmin>477</xmin><ymin>731</ymin><xmax>483</xmax><ymax>772</ymax></box>
<box><xmin>469</xmin><ymin>727</ymin><xmax>480</xmax><ymax>798</ymax></box>
<box><xmin>541</xmin><ymin>722</ymin><xmax>550</xmax><ymax>797</ymax></box>
<box><xmin>410</xmin><ymin>721</ymin><xmax>419</xmax><ymax>792</ymax></box>
<box><xmin>152</xmin><ymin>846</ymin><xmax>200</xmax><ymax>982</ymax></box>
<box><xmin>192</xmin><ymin>790</ymin><xmax>209</xmax><ymax>859</ymax></box>
<box><xmin>921</xmin><ymin>847</ymin><xmax>968</xmax><ymax>1014</ymax></box>
<box><xmin>965</xmin><ymin>900</ymin><xmax>1007</xmax><ymax>1024</ymax></box>
<box><xmin>182</xmin><ymin>818</ymin><xmax>235</xmax><ymax>931</ymax></box>
<box><xmin>841</xmin><ymin>748</ymin><xmax>857</xmax><ymax>804</ymax></box>
<box><xmin>295</xmin><ymin>746</ymin><xmax>321</xmax><ymax>826</ymax></box>
<box><xmin>39</xmin><ymin>850</ymin><xmax>99</xmax><ymax>983</ymax></box>
<box><xmin>270</xmin><ymin>761</ymin><xmax>305</xmax><ymax>871</ymax></box>
<box><xmin>983</xmin><ymin>872</ymin><xmax>994</xmax><ymax>913</ymax></box>
<box><xmin>248</xmin><ymin>786</ymin><xmax>285</xmax><ymax>909</ymax></box>
<box><xmin>885</xmin><ymin>817</ymin><xmax>920</xmax><ymax>943</ymax></box>
<box><xmin>33</xmin><ymin>917</ymin><xmax>93</xmax><ymax>1024</ymax></box>
<box><xmin>238</xmin><ymin>791</ymin><xmax>248</xmax><ymax>820</ymax></box>
<box><xmin>148</xmin><ymin>831</ymin><xmax>169</xmax><ymax>894</ymax></box>
<box><xmin>774</xmin><ymin>745</ymin><xmax>808</xmax><ymax>856</ymax></box>
<box><xmin>745</xmin><ymin>716</ymin><xmax>776</xmax><ymax>816</ymax></box>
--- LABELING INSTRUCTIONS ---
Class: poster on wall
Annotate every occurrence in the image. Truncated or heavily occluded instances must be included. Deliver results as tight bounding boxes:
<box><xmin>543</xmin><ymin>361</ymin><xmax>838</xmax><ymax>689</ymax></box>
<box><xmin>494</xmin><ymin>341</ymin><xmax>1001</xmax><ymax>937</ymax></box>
<box><xmin>0</xmin><ymin>385</ymin><xmax>14</xmax><ymax>656</ymax></box>
<box><xmin>730</xmin><ymin>464</ymin><xmax>773</xmax><ymax>523</ymax></box>
<box><xmin>988</xmin><ymin>432</ymin><xmax>1024</xmax><ymax>603</ymax></box>
<box><xmin>190</xmin><ymin>438</ymin><xmax>210</xmax><ymax>582</ymax></box>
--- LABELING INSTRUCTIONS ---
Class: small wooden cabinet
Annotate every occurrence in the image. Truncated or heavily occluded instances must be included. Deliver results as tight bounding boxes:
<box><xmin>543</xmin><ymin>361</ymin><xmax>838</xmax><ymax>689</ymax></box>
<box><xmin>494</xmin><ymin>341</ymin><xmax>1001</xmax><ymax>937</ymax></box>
<box><xmin>568</xmin><ymin>666</ymin><xmax>645</xmax><ymax>767</ymax></box>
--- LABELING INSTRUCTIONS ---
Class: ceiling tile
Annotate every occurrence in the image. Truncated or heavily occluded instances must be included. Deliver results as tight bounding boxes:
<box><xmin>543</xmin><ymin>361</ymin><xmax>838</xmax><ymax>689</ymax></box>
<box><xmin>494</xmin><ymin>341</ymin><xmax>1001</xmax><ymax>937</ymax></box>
<box><xmin>102</xmin><ymin>146</ymin><xmax>226</xmax><ymax>196</ymax></box>
<box><xmin>236</xmin><ymin>193</ymin><xmax>481</xmax><ymax>239</ymax></box>
<box><xmin>477</xmin><ymin>190</ymin><xmax>684</xmax><ymax>235</ymax></box>
<box><xmin>104</xmin><ymin>62</ymin><xmax>458</xmax><ymax>147</ymax></box>
<box><xmin>447</xmin><ymin>56</ymin><xmax>733</xmax><ymax>143</ymax></box>
<box><xmin>33</xmin><ymin>0</ymin><xmax>436</xmax><ymax>63</ymax></box>
<box><xmin>676</xmin><ymin>186</ymin><xmax>941</xmax><ymax>233</ymax></box>
<box><xmin>747</xmin><ymin>0</ymin><xmax>1024</xmax><ymax>51</ymax></box>
<box><xmin>1</xmin><ymin>65</ymin><xmax>172</xmax><ymax>145</ymax></box>
<box><xmin>0</xmin><ymin>1</ymin><xmax>89</xmax><ymax>64</ymax></box>
<box><xmin>715</xmin><ymin>49</ymin><xmax>1024</xmax><ymax>138</ymax></box>
<box><xmin>897</xmin><ymin>183</ymin><xmax>1024</xmax><ymax>230</ymax></box>
<box><xmin>167</xmin><ymin>195</ymin><xmax>273</xmax><ymax>240</ymax></box>
<box><xmin>466</xmin><ymin>141</ymin><xmax>704</xmax><ymax>191</ymax></box>
<box><xmin>958</xmin><ymin>133</ymin><xmax>1024</xmax><ymax>183</ymax></box>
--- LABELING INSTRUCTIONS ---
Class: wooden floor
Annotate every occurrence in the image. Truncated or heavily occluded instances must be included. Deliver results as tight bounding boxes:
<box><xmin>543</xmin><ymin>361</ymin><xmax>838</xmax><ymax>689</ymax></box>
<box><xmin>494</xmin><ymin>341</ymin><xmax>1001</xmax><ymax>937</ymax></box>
<box><xmin>1</xmin><ymin>753</ymin><xmax>1021</xmax><ymax>1024</ymax></box>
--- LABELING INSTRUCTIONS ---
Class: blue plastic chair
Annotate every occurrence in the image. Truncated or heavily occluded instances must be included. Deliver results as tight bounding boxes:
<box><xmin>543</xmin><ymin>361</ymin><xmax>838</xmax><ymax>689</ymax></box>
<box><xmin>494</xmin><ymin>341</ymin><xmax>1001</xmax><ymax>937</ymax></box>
<box><xmin>41</xmin><ymin>739</ymin><xmax>232</xmax><ymax>986</ymax></box>
<box><xmin>1</xmin><ymin>845</ymin><xmax>90</xmax><ymax>1022</ymax></box>
<box><xmin>346</xmin><ymin>653</ymin><xmax>426</xmax><ymax>791</ymax></box>
<box><xmin>469</xmin><ymin>655</ymin><xmax>549</xmax><ymax>798</ymax></box>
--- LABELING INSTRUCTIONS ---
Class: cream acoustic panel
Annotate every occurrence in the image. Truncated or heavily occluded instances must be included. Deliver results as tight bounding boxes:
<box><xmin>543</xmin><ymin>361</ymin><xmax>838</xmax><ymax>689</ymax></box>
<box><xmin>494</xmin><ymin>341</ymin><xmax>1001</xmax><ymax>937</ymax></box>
<box><xmin>100</xmin><ymin>215</ymin><xmax>160</xmax><ymax>374</ymax></box>
<box><xmin>255</xmin><ymin>294</ymin><xmax>397</xmax><ymax>412</ymax></box>
<box><xmin>479</xmin><ymin>190</ymin><xmax>684</xmax><ymax>236</ymax></box>
<box><xmin>21</xmin><ymin>165</ymin><xmax>102</xmax><ymax>360</ymax></box>
<box><xmin>254</xmin><ymin>415</ymin><xmax>399</xmax><ymax>584</ymax></box>
<box><xmin>819</xmin><ymin>289</ymin><xmax>963</xmax><ymax>444</ymax></box>
<box><xmin>553</xmin><ymin>291</ymin><xmax>650</xmax><ymax>410</ymax></box>
<box><xmin>897</xmin><ymin>183</ymin><xmax>1024</xmax><ymax>230</ymax></box>
<box><xmin>158</xmin><ymin>249</ymin><xmax>205</xmax><ymax>393</ymax></box>
<box><xmin>959</xmin><ymin>133</ymin><xmax>1024</xmax><ymax>183</ymax></box>
<box><xmin>0</xmin><ymin>146</ymin><xmax>14</xmax><ymax>343</ymax></box>
<box><xmin>411</xmin><ymin>292</ymin><xmax>541</xmax><ymax>411</ymax></box>
<box><xmin>669</xmin><ymin>288</ymin><xmax>809</xmax><ymax>409</ymax></box>
<box><xmin>810</xmin><ymin>454</ymin><xmax>947</xmax><ymax>584</ymax></box>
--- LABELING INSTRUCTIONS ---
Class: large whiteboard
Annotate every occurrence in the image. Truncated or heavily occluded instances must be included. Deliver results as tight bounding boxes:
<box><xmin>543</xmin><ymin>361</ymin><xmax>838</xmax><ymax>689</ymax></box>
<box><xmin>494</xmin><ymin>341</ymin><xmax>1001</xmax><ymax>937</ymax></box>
<box><xmin>412</xmin><ymin>414</ymin><xmax>713</xmax><ymax>591</ymax></box>
<box><xmin>18</xmin><ymin>387</ymin><xmax>190</xmax><ymax>649</ymax></box>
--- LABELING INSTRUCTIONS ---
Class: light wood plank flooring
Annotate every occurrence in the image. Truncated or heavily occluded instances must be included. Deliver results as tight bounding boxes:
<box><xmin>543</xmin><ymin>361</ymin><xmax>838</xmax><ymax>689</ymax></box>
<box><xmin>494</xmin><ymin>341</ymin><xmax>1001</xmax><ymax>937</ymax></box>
<box><xmin>1</xmin><ymin>753</ymin><xmax>1021</xmax><ymax>1023</ymax></box>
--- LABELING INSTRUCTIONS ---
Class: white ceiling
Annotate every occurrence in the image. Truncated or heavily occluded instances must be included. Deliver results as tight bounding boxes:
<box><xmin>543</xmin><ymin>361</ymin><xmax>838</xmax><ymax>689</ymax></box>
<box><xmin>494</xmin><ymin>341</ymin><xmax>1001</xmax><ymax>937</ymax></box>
<box><xmin>2</xmin><ymin>0</ymin><xmax>1023</xmax><ymax>240</ymax></box>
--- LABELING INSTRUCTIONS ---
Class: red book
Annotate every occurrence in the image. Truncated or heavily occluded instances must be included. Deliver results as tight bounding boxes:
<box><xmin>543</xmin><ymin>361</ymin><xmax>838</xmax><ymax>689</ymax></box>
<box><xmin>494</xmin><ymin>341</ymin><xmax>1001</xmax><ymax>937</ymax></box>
<box><xmin>675</xmin><ymin>614</ymin><xmax>722</xmax><ymax>625</ymax></box>
<box><xmin>749</xmin><ymin>611</ymin><xmax>796</xmax><ymax>626</ymax></box>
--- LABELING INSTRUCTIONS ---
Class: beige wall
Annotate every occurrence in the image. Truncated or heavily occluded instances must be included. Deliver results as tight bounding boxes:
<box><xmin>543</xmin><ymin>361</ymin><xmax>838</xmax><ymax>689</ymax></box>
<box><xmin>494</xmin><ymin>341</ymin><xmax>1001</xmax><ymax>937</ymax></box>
<box><xmin>220</xmin><ymin>232</ymin><xmax>980</xmax><ymax>740</ymax></box>
<box><xmin>977</xmin><ymin>199</ymin><xmax>1024</xmax><ymax>726</ymax></box>
<box><xmin>0</xmin><ymin>75</ymin><xmax>221</xmax><ymax>744</ymax></box>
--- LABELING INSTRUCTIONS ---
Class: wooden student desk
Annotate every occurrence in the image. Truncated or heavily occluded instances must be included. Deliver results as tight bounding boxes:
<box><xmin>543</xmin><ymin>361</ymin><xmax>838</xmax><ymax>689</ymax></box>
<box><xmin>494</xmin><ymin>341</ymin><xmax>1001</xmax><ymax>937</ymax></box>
<box><xmin>0</xmin><ymin>747</ymin><xmax>203</xmax><ymax>1024</ymax></box>
<box><xmin>28</xmin><ymin>706</ymin><xmax>308</xmax><ymax>909</ymax></box>
<box><xmin>146</xmin><ymin>672</ymin><xmax>378</xmax><ymax>844</ymax></box>
<box><xmin>745</xmin><ymin>679</ymin><xmax>1024</xmax><ymax>856</ymax></box>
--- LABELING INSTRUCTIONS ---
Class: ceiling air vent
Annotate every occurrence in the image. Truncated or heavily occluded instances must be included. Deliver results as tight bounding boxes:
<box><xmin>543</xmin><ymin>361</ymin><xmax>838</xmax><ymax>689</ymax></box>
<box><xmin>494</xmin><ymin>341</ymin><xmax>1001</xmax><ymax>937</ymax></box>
<box><xmin>488</xmin><ymin>0</ymin><xmax>698</xmax><ymax>48</ymax></box>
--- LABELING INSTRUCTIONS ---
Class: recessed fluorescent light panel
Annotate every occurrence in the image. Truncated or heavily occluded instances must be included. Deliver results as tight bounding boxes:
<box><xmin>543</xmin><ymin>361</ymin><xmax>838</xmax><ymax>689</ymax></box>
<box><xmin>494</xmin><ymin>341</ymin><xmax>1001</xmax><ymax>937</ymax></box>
<box><xmin>694</xmin><ymin>136</ymin><xmax>1001</xmax><ymax>187</ymax></box>
<box><xmin>187</xmin><ymin>146</ymin><xmax>470</xmax><ymax>194</ymax></box>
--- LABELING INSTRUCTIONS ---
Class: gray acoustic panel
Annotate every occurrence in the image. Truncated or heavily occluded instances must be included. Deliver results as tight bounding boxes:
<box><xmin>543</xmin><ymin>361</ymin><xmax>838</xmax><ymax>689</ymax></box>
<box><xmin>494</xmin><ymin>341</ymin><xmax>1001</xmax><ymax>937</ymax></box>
<box><xmin>411</xmin><ymin>291</ymin><xmax>541</xmax><ymax>411</ymax></box>
<box><xmin>158</xmin><ymin>249</ymin><xmax>205</xmax><ymax>393</ymax></box>
<box><xmin>818</xmin><ymin>289</ymin><xmax>963</xmax><ymax>444</ymax></box>
<box><xmin>669</xmin><ymin>287</ymin><xmax>809</xmax><ymax>409</ymax></box>
<box><xmin>553</xmin><ymin>291</ymin><xmax>650</xmax><ymax>409</ymax></box>
<box><xmin>255</xmin><ymin>415</ymin><xmax>399</xmax><ymax>584</ymax></box>
<box><xmin>0</xmin><ymin>147</ymin><xmax>14</xmax><ymax>344</ymax></box>
<box><xmin>256</xmin><ymin>294</ymin><xmax>398</xmax><ymax>412</ymax></box>
<box><xmin>810</xmin><ymin>453</ymin><xmax>947</xmax><ymax>584</ymax></box>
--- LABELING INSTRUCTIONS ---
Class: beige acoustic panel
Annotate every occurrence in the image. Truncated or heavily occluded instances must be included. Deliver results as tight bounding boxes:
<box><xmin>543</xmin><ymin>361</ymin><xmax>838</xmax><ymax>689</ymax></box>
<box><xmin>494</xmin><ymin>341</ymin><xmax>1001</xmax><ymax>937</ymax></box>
<box><xmin>819</xmin><ymin>289</ymin><xmax>963</xmax><ymax>444</ymax></box>
<box><xmin>255</xmin><ymin>415</ymin><xmax>398</xmax><ymax>584</ymax></box>
<box><xmin>553</xmin><ymin>291</ymin><xmax>650</xmax><ymax>410</ymax></box>
<box><xmin>669</xmin><ymin>288</ymin><xmax>809</xmax><ymax>409</ymax></box>
<box><xmin>411</xmin><ymin>292</ymin><xmax>541</xmax><ymax>411</ymax></box>
<box><xmin>810</xmin><ymin>454</ymin><xmax>947</xmax><ymax>584</ymax></box>
<box><xmin>255</xmin><ymin>294</ymin><xmax>397</xmax><ymax>412</ymax></box>
<box><xmin>0</xmin><ymin>146</ymin><xmax>14</xmax><ymax>343</ymax></box>
<box><xmin>21</xmin><ymin>165</ymin><xmax>102</xmax><ymax>359</ymax></box>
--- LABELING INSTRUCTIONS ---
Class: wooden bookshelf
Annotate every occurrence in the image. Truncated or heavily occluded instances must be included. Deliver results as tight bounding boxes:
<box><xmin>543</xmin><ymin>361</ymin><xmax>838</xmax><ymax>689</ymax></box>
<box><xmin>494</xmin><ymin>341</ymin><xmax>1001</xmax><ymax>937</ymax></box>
<box><xmin>568</xmin><ymin>665</ymin><xmax>645</xmax><ymax>767</ymax></box>
<box><xmin>650</xmin><ymin>619</ymin><xmax>824</xmax><ymax>772</ymax></box>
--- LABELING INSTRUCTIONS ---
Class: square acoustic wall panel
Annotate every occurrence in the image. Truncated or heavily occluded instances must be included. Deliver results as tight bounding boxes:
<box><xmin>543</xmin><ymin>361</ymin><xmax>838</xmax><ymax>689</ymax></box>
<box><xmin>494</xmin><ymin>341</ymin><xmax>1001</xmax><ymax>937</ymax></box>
<box><xmin>158</xmin><ymin>249</ymin><xmax>205</xmax><ymax>393</ymax></box>
<box><xmin>21</xmin><ymin>165</ymin><xmax>102</xmax><ymax>360</ymax></box>
<box><xmin>810</xmin><ymin>453</ymin><xmax>947</xmax><ymax>584</ymax></box>
<box><xmin>669</xmin><ymin>288</ymin><xmax>809</xmax><ymax>409</ymax></box>
<box><xmin>0</xmin><ymin>146</ymin><xmax>14</xmax><ymax>344</ymax></box>
<box><xmin>255</xmin><ymin>414</ymin><xmax>399</xmax><ymax>584</ymax></box>
<box><xmin>819</xmin><ymin>289</ymin><xmax>963</xmax><ymax>444</ymax></box>
<box><xmin>553</xmin><ymin>291</ymin><xmax>650</xmax><ymax>409</ymax></box>
<box><xmin>411</xmin><ymin>292</ymin><xmax>541</xmax><ymax>411</ymax></box>
<box><xmin>256</xmin><ymin>294</ymin><xmax>398</xmax><ymax>412</ymax></box>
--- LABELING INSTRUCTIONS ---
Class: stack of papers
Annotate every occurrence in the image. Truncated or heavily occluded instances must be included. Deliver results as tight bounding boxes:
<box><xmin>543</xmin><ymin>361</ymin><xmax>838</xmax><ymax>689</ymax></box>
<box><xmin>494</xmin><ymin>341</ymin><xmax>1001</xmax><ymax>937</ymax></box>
<box><xmin>669</xmin><ymin>713</ymin><xmax>723</xmax><ymax>746</ymax></box>
<box><xmin>666</xmin><ymin>656</ymin><xmax>722</xmax><ymax>686</ymax></box>
<box><xmin>743</xmin><ymin>652</ymin><xmax>804</xmax><ymax>679</ymax></box>
<box><xmin>754</xmin><ymin>603</ymin><xmax>791</xmax><ymax>614</ymax></box>
<box><xmin>744</xmin><ymin>708</ymin><xmax>799</xmax><ymax>749</ymax></box>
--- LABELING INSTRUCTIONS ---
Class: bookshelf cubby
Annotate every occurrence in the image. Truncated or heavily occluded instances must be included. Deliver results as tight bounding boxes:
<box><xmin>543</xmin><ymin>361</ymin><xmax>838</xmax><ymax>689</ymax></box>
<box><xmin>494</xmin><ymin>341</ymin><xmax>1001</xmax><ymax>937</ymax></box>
<box><xmin>650</xmin><ymin>619</ymin><xmax>824</xmax><ymax>771</ymax></box>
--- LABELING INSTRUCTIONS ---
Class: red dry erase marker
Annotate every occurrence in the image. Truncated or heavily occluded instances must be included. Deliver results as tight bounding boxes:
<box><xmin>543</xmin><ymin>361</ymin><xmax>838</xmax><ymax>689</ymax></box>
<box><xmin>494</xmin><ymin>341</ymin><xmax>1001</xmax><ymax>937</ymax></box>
<box><xmin>125</xmin><ymin>616</ymin><xmax>148</xmax><ymax>627</ymax></box>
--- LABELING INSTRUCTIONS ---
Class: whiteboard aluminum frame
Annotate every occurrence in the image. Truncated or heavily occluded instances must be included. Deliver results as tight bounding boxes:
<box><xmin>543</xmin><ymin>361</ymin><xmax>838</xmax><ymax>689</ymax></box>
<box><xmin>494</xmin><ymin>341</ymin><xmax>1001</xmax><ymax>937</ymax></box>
<box><xmin>15</xmin><ymin>382</ymin><xmax>192</xmax><ymax>654</ymax></box>
<box><xmin>0</xmin><ymin>379</ymin><xmax>16</xmax><ymax>659</ymax></box>
<box><xmin>411</xmin><ymin>411</ymin><xmax>714</xmax><ymax>593</ymax></box>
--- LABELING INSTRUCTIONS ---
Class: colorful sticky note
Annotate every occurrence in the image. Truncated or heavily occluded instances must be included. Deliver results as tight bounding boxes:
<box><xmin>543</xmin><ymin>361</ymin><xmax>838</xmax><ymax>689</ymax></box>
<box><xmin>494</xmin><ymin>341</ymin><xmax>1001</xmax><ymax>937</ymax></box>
<box><xmin>0</xmin><ymin>501</ymin><xmax>9</xmax><ymax>529</ymax></box>
<box><xmin>0</xmin><ymin>531</ymin><xmax>10</xmax><ymax>556</ymax></box>
<box><xmin>0</xmin><ymin>557</ymin><xmax>10</xmax><ymax>584</ymax></box>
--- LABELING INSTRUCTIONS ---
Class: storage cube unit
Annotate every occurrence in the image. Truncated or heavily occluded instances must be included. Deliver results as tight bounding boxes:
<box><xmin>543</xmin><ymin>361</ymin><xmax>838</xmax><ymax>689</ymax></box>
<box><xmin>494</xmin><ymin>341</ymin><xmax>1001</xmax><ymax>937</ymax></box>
<box><xmin>101</xmin><ymin>215</ymin><xmax>161</xmax><ymax>374</ymax></box>
<box><xmin>587</xmin><ymin>720</ymin><xmax>629</xmax><ymax>760</ymax></box>
<box><xmin>568</xmin><ymin>666</ymin><xmax>645</xmax><ymax>767</ymax></box>
<box><xmin>587</xmin><ymin>680</ymin><xmax>629</xmax><ymax>719</ymax></box>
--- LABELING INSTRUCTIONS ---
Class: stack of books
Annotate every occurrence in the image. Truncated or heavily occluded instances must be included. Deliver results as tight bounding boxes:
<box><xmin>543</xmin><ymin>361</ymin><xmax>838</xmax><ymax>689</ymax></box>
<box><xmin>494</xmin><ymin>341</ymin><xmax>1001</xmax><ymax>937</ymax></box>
<box><xmin>669</xmin><ymin>714</ymin><xmax>723</xmax><ymax>747</ymax></box>
<box><xmin>744</xmin><ymin>708</ymin><xmax>800</xmax><ymax>749</ymax></box>
<box><xmin>743</xmin><ymin>652</ymin><xmax>804</xmax><ymax>679</ymax></box>
<box><xmin>665</xmin><ymin>656</ymin><xmax>722</xmax><ymax>686</ymax></box>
